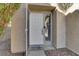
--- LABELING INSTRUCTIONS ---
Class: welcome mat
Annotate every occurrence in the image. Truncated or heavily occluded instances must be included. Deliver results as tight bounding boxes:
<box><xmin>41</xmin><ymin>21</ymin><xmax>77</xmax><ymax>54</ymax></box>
<box><xmin>45</xmin><ymin>48</ymin><xmax>78</xmax><ymax>56</ymax></box>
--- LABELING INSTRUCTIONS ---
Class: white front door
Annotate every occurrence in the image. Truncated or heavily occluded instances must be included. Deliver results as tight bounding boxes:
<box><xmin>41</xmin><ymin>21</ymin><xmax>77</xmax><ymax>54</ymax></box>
<box><xmin>29</xmin><ymin>12</ymin><xmax>44</xmax><ymax>45</ymax></box>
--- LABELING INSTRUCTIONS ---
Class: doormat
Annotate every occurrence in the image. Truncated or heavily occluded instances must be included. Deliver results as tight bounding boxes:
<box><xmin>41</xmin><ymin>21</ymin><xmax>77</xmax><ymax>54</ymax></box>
<box><xmin>45</xmin><ymin>48</ymin><xmax>78</xmax><ymax>56</ymax></box>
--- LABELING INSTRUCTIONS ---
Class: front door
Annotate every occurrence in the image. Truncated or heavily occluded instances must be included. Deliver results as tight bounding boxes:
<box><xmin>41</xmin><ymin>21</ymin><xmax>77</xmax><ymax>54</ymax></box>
<box><xmin>29</xmin><ymin>12</ymin><xmax>44</xmax><ymax>45</ymax></box>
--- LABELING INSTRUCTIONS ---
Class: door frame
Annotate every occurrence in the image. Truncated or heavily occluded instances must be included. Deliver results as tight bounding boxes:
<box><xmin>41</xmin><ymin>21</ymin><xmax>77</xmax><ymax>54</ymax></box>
<box><xmin>27</xmin><ymin>11</ymin><xmax>55</xmax><ymax>48</ymax></box>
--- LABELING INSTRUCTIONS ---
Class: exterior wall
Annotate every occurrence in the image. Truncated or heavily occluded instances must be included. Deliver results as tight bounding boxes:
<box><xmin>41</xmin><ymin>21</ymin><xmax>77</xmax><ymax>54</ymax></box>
<box><xmin>26</xmin><ymin>4</ymin><xmax>28</xmax><ymax>56</ymax></box>
<box><xmin>11</xmin><ymin>4</ymin><xmax>26</xmax><ymax>53</ymax></box>
<box><xmin>52</xmin><ymin>10</ymin><xmax>66</xmax><ymax>49</ymax></box>
<box><xmin>52</xmin><ymin>10</ymin><xmax>57</xmax><ymax>48</ymax></box>
<box><xmin>66</xmin><ymin>10</ymin><xmax>79</xmax><ymax>55</ymax></box>
<box><xmin>56</xmin><ymin>10</ymin><xmax>66</xmax><ymax>48</ymax></box>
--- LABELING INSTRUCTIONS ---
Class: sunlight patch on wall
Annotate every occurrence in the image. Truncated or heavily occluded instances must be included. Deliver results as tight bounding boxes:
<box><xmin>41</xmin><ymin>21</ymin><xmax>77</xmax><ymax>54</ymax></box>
<box><xmin>51</xmin><ymin>3</ymin><xmax>73</xmax><ymax>15</ymax></box>
<box><xmin>51</xmin><ymin>3</ymin><xmax>79</xmax><ymax>15</ymax></box>
<box><xmin>58</xmin><ymin>3</ymin><xmax>73</xmax><ymax>12</ymax></box>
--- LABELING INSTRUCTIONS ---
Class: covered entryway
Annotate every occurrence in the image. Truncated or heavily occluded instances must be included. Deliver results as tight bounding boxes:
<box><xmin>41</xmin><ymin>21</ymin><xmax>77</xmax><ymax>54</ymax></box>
<box><xmin>27</xmin><ymin>4</ymin><xmax>56</xmax><ymax>56</ymax></box>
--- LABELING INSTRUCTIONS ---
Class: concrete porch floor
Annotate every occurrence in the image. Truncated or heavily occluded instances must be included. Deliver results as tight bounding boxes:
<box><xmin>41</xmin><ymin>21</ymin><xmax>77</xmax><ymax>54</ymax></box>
<box><xmin>0</xmin><ymin>49</ymin><xmax>25</xmax><ymax>56</ymax></box>
<box><xmin>28</xmin><ymin>50</ymin><xmax>45</xmax><ymax>56</ymax></box>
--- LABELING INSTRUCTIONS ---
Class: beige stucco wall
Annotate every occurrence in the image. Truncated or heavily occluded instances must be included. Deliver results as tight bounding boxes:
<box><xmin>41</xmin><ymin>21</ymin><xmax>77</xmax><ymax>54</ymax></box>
<box><xmin>66</xmin><ymin>10</ymin><xmax>79</xmax><ymax>55</ymax></box>
<box><xmin>56</xmin><ymin>10</ymin><xmax>66</xmax><ymax>48</ymax></box>
<box><xmin>52</xmin><ymin>10</ymin><xmax>66</xmax><ymax>48</ymax></box>
<box><xmin>11</xmin><ymin>4</ymin><xmax>26</xmax><ymax>53</ymax></box>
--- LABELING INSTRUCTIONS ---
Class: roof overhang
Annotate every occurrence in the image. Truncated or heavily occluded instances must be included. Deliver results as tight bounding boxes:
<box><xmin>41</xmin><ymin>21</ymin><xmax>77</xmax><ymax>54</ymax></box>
<box><xmin>28</xmin><ymin>4</ymin><xmax>56</xmax><ymax>12</ymax></box>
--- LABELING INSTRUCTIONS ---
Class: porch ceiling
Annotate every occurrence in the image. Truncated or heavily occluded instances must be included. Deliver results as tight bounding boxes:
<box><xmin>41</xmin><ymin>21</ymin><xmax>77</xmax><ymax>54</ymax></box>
<box><xmin>28</xmin><ymin>4</ymin><xmax>55</xmax><ymax>12</ymax></box>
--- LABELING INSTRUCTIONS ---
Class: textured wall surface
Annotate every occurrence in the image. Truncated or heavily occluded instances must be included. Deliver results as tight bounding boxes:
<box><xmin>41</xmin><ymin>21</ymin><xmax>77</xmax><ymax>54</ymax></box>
<box><xmin>56</xmin><ymin>10</ymin><xmax>66</xmax><ymax>48</ymax></box>
<box><xmin>66</xmin><ymin>10</ymin><xmax>79</xmax><ymax>55</ymax></box>
<box><xmin>11</xmin><ymin>4</ymin><xmax>26</xmax><ymax>53</ymax></box>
